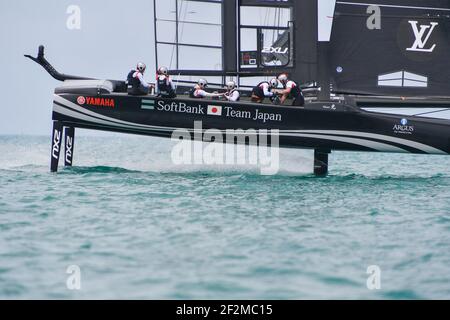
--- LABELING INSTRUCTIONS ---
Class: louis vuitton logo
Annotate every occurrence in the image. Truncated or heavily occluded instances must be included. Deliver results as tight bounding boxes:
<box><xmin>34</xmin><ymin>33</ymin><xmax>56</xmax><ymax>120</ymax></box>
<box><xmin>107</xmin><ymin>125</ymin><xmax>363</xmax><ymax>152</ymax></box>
<box><xmin>406</xmin><ymin>21</ymin><xmax>439</xmax><ymax>53</ymax></box>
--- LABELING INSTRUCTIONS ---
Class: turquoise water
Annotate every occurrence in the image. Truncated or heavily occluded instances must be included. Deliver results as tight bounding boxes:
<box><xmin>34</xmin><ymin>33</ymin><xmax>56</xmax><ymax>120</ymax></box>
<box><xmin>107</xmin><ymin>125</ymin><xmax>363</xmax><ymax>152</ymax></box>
<box><xmin>0</xmin><ymin>134</ymin><xmax>449</xmax><ymax>299</ymax></box>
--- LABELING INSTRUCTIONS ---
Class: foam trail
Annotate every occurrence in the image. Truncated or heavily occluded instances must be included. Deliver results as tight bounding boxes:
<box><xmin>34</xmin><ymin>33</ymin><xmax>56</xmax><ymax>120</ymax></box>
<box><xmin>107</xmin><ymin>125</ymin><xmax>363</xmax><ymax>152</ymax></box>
<box><xmin>0</xmin><ymin>134</ymin><xmax>313</xmax><ymax>176</ymax></box>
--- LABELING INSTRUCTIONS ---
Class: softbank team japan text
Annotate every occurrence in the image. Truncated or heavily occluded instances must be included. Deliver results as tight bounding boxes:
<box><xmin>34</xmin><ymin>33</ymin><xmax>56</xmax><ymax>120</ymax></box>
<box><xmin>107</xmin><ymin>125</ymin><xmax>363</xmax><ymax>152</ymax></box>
<box><xmin>156</xmin><ymin>101</ymin><xmax>282</xmax><ymax>123</ymax></box>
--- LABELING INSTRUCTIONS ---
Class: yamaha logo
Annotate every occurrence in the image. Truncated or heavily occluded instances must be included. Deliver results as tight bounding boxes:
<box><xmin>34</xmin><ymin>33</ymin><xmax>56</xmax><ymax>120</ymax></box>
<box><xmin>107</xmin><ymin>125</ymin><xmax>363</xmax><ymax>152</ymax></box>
<box><xmin>77</xmin><ymin>96</ymin><xmax>86</xmax><ymax>105</ymax></box>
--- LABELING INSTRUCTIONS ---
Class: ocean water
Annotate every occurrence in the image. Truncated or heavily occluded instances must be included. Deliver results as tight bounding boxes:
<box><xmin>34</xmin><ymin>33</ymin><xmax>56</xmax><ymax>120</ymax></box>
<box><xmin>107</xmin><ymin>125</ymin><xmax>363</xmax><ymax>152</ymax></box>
<box><xmin>0</xmin><ymin>134</ymin><xmax>449</xmax><ymax>299</ymax></box>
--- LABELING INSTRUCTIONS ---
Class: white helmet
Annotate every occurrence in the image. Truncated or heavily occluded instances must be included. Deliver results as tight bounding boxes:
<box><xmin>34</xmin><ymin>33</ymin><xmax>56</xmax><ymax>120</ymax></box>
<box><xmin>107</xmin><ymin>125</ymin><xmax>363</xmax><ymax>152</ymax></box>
<box><xmin>137</xmin><ymin>62</ymin><xmax>146</xmax><ymax>73</ymax></box>
<box><xmin>226</xmin><ymin>81</ymin><xmax>236</xmax><ymax>91</ymax></box>
<box><xmin>198</xmin><ymin>79</ymin><xmax>208</xmax><ymax>88</ymax></box>
<box><xmin>278</xmin><ymin>73</ymin><xmax>288</xmax><ymax>83</ymax></box>
<box><xmin>158</xmin><ymin>66</ymin><xmax>168</xmax><ymax>75</ymax></box>
<box><xmin>269</xmin><ymin>78</ymin><xmax>279</xmax><ymax>88</ymax></box>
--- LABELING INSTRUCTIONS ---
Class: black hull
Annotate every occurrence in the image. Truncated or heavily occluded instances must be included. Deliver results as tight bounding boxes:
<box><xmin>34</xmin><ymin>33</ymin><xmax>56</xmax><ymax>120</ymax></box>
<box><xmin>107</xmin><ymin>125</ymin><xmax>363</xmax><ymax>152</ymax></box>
<box><xmin>52</xmin><ymin>93</ymin><xmax>450</xmax><ymax>155</ymax></box>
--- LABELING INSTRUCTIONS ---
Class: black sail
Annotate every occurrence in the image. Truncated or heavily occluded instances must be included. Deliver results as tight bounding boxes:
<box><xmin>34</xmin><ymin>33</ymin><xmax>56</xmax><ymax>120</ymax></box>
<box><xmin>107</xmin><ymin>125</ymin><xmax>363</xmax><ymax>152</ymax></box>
<box><xmin>329</xmin><ymin>0</ymin><xmax>450</xmax><ymax>96</ymax></box>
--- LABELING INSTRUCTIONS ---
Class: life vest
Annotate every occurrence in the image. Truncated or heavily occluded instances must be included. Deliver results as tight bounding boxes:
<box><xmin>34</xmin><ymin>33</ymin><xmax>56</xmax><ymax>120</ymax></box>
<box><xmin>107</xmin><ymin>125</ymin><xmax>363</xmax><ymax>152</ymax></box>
<box><xmin>157</xmin><ymin>75</ymin><xmax>171</xmax><ymax>93</ymax></box>
<box><xmin>252</xmin><ymin>81</ymin><xmax>270</xmax><ymax>98</ymax></box>
<box><xmin>127</xmin><ymin>70</ymin><xmax>141</xmax><ymax>88</ymax></box>
<box><xmin>189</xmin><ymin>86</ymin><xmax>203</xmax><ymax>99</ymax></box>
<box><xmin>286</xmin><ymin>80</ymin><xmax>302</xmax><ymax>98</ymax></box>
<box><xmin>285</xmin><ymin>80</ymin><xmax>304</xmax><ymax>106</ymax></box>
<box><xmin>226</xmin><ymin>89</ymin><xmax>240</xmax><ymax>101</ymax></box>
<box><xmin>127</xmin><ymin>70</ymin><xmax>144</xmax><ymax>95</ymax></box>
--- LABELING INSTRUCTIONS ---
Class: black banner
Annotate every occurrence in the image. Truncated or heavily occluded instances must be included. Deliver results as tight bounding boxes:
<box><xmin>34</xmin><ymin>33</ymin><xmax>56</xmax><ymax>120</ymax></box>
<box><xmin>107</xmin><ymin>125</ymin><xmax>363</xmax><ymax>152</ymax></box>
<box><xmin>1</xmin><ymin>300</ymin><xmax>447</xmax><ymax>318</ymax></box>
<box><xmin>329</xmin><ymin>1</ymin><xmax>450</xmax><ymax>96</ymax></box>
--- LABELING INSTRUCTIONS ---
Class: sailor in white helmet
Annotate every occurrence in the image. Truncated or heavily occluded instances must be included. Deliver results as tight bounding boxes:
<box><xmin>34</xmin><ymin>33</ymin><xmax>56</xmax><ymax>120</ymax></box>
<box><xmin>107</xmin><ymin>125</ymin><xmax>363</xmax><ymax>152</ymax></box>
<box><xmin>223</xmin><ymin>81</ymin><xmax>240</xmax><ymax>102</ymax></box>
<box><xmin>277</xmin><ymin>73</ymin><xmax>305</xmax><ymax>106</ymax></box>
<box><xmin>190</xmin><ymin>79</ymin><xmax>223</xmax><ymax>99</ymax></box>
<box><xmin>127</xmin><ymin>62</ymin><xmax>152</xmax><ymax>96</ymax></box>
<box><xmin>155</xmin><ymin>66</ymin><xmax>176</xmax><ymax>98</ymax></box>
<box><xmin>251</xmin><ymin>78</ymin><xmax>279</xmax><ymax>103</ymax></box>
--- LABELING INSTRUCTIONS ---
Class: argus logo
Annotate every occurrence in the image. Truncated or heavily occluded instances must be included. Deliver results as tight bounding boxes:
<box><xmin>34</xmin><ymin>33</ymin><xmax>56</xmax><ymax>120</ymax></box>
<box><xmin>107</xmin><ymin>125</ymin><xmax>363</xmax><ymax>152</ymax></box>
<box><xmin>393</xmin><ymin>118</ymin><xmax>414</xmax><ymax>134</ymax></box>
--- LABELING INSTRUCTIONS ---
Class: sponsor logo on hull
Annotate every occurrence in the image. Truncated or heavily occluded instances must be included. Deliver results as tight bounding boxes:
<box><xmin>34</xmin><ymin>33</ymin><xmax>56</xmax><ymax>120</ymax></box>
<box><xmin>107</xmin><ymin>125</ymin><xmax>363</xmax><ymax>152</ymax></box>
<box><xmin>223</xmin><ymin>106</ymin><xmax>282</xmax><ymax>123</ymax></box>
<box><xmin>141</xmin><ymin>99</ymin><xmax>155</xmax><ymax>110</ymax></box>
<box><xmin>77</xmin><ymin>96</ymin><xmax>86</xmax><ymax>105</ymax></box>
<box><xmin>393</xmin><ymin>118</ymin><xmax>414</xmax><ymax>135</ymax></box>
<box><xmin>322</xmin><ymin>104</ymin><xmax>337</xmax><ymax>110</ymax></box>
<box><xmin>157</xmin><ymin>101</ymin><xmax>205</xmax><ymax>115</ymax></box>
<box><xmin>154</xmin><ymin>101</ymin><xmax>282</xmax><ymax>123</ymax></box>
<box><xmin>77</xmin><ymin>96</ymin><xmax>115</xmax><ymax>108</ymax></box>
<box><xmin>153</xmin><ymin>100</ymin><xmax>282</xmax><ymax>123</ymax></box>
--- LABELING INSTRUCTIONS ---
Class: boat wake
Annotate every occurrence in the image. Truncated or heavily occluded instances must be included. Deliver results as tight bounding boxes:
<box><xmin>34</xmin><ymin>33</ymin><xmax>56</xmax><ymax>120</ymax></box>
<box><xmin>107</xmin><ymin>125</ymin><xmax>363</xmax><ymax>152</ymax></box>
<box><xmin>1</xmin><ymin>135</ymin><xmax>449</xmax><ymax>179</ymax></box>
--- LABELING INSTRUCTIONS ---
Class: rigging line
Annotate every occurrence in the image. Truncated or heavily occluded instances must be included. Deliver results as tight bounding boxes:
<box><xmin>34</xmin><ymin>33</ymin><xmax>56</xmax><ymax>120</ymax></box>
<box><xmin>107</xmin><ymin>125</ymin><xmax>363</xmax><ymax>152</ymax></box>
<box><xmin>157</xmin><ymin>18</ymin><xmax>222</xmax><ymax>26</ymax></box>
<box><xmin>336</xmin><ymin>1</ymin><xmax>450</xmax><ymax>12</ymax></box>
<box><xmin>264</xmin><ymin>6</ymin><xmax>270</xmax><ymax>28</ymax></box>
<box><xmin>168</xmin><ymin>0</ymin><xmax>178</xmax><ymax>70</ymax></box>
<box><xmin>169</xmin><ymin>0</ymin><xmax>186</xmax><ymax>70</ymax></box>
<box><xmin>272</xmin><ymin>9</ymin><xmax>276</xmax><ymax>43</ymax></box>
<box><xmin>277</xmin><ymin>6</ymin><xmax>282</xmax><ymax>36</ymax></box>
<box><xmin>334</xmin><ymin>12</ymin><xmax>450</xmax><ymax>19</ymax></box>
<box><xmin>413</xmin><ymin>108</ymin><xmax>450</xmax><ymax>117</ymax></box>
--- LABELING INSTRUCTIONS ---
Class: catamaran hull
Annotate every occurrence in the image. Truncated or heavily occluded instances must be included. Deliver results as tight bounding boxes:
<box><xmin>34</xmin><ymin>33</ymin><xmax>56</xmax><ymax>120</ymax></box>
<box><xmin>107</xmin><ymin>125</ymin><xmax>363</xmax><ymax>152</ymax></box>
<box><xmin>52</xmin><ymin>94</ymin><xmax>450</xmax><ymax>156</ymax></box>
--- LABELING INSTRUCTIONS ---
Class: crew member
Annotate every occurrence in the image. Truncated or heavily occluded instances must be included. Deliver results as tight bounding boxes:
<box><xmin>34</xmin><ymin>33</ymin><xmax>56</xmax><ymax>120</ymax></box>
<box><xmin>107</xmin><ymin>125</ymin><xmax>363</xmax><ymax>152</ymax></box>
<box><xmin>190</xmin><ymin>79</ymin><xmax>222</xmax><ymax>99</ymax></box>
<box><xmin>127</xmin><ymin>63</ymin><xmax>152</xmax><ymax>96</ymax></box>
<box><xmin>251</xmin><ymin>78</ymin><xmax>279</xmax><ymax>103</ymax></box>
<box><xmin>223</xmin><ymin>81</ymin><xmax>240</xmax><ymax>102</ymax></box>
<box><xmin>277</xmin><ymin>74</ymin><xmax>305</xmax><ymax>106</ymax></box>
<box><xmin>155</xmin><ymin>66</ymin><xmax>176</xmax><ymax>98</ymax></box>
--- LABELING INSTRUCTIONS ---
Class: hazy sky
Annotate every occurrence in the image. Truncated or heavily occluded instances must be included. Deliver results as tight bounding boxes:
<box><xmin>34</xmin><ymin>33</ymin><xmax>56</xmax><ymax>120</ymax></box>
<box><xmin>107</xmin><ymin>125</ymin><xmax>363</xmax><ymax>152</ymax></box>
<box><xmin>0</xmin><ymin>0</ymin><xmax>334</xmax><ymax>135</ymax></box>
